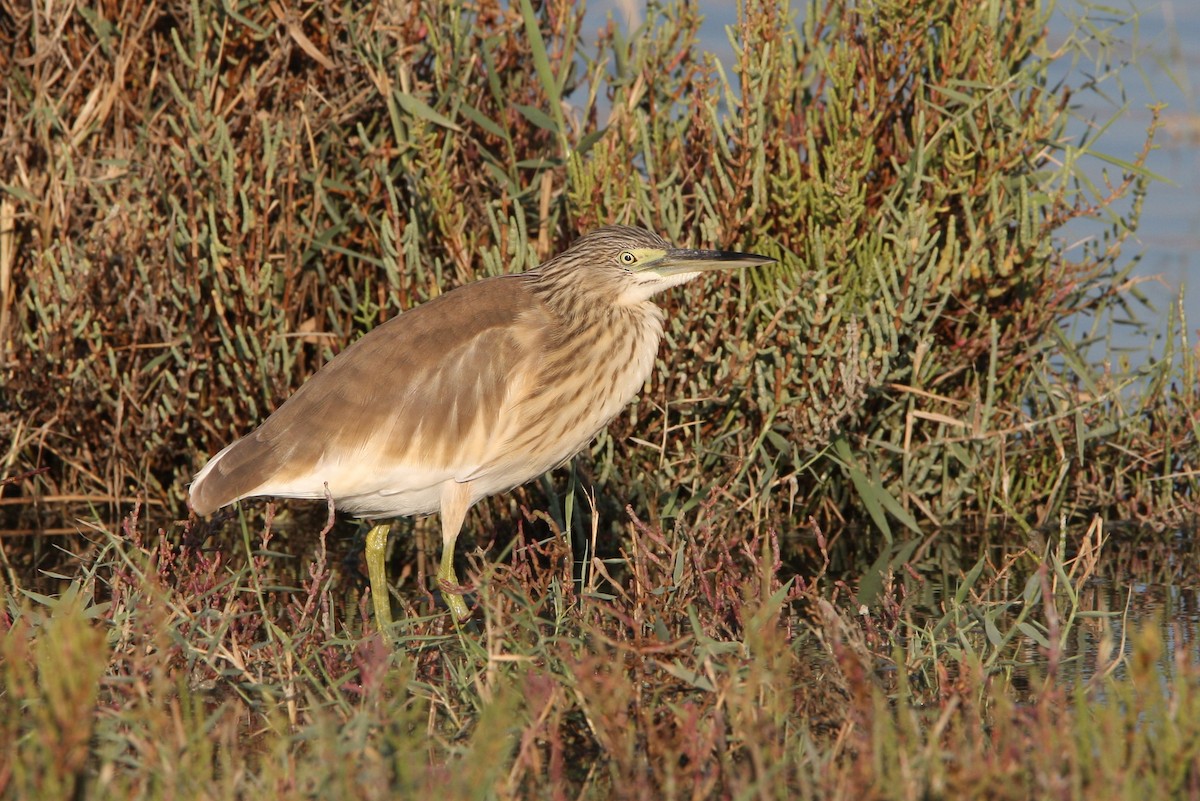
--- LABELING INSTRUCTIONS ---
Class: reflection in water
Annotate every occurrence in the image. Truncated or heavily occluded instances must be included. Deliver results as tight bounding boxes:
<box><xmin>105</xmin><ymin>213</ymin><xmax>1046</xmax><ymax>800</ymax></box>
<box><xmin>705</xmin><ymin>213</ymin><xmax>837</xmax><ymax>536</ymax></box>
<box><xmin>885</xmin><ymin>530</ymin><xmax>1200</xmax><ymax>697</ymax></box>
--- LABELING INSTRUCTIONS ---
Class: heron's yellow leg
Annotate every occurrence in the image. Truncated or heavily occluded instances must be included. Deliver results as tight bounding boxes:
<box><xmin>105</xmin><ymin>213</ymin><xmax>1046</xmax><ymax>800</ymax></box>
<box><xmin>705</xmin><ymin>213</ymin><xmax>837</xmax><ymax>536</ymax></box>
<box><xmin>365</xmin><ymin>522</ymin><xmax>393</xmax><ymax>634</ymax></box>
<box><xmin>437</xmin><ymin>541</ymin><xmax>471</xmax><ymax>621</ymax></box>
<box><xmin>438</xmin><ymin>481</ymin><xmax>473</xmax><ymax>621</ymax></box>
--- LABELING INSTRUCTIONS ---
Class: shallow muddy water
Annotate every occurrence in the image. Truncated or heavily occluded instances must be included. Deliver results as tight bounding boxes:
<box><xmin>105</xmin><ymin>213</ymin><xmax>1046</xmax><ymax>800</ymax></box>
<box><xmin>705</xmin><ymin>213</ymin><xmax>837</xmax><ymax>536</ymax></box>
<box><xmin>889</xmin><ymin>530</ymin><xmax>1200</xmax><ymax>696</ymax></box>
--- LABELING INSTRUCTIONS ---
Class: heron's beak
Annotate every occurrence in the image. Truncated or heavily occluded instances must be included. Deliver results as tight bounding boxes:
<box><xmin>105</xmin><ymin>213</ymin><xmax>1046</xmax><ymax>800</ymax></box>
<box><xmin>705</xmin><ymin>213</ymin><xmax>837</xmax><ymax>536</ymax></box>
<box><xmin>639</xmin><ymin>247</ymin><xmax>775</xmax><ymax>277</ymax></box>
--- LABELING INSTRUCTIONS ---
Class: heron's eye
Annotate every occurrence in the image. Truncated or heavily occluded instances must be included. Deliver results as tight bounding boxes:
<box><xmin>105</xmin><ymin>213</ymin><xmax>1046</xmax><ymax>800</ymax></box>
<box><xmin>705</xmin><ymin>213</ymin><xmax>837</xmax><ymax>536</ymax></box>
<box><xmin>619</xmin><ymin>251</ymin><xmax>637</xmax><ymax>266</ymax></box>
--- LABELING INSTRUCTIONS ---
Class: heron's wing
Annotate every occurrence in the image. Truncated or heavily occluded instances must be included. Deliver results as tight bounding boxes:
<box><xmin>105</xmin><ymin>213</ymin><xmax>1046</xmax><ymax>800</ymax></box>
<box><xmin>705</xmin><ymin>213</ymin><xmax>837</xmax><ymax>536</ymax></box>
<box><xmin>189</xmin><ymin>274</ymin><xmax>549</xmax><ymax>515</ymax></box>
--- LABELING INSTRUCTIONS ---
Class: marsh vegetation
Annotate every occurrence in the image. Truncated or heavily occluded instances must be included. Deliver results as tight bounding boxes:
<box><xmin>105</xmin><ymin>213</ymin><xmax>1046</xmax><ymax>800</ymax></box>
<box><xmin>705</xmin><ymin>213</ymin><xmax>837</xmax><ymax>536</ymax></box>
<box><xmin>1</xmin><ymin>0</ymin><xmax>1197</xmax><ymax>797</ymax></box>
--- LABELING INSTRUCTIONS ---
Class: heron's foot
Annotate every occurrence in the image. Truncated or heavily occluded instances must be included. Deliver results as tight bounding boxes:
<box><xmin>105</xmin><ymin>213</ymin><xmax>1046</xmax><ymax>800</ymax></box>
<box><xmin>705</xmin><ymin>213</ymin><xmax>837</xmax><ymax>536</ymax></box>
<box><xmin>435</xmin><ymin>560</ymin><xmax>473</xmax><ymax>622</ymax></box>
<box><xmin>440</xmin><ymin>587</ymin><xmax>472</xmax><ymax>622</ymax></box>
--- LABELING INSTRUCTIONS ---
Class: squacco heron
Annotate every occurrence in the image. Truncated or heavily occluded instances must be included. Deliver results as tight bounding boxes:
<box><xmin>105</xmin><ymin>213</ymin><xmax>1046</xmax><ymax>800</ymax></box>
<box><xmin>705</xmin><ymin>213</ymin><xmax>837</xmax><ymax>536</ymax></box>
<box><xmin>189</xmin><ymin>225</ymin><xmax>772</xmax><ymax>629</ymax></box>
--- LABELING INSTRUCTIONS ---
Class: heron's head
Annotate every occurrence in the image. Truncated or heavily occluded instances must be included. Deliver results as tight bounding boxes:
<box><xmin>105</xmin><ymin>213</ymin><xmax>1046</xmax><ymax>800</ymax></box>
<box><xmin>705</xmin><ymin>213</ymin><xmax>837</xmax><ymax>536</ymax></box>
<box><xmin>536</xmin><ymin>225</ymin><xmax>774</xmax><ymax>305</ymax></box>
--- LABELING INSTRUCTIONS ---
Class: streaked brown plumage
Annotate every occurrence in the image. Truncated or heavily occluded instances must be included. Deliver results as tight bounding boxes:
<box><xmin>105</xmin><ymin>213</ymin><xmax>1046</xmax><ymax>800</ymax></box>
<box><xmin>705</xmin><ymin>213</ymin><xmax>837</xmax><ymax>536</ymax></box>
<box><xmin>190</xmin><ymin>225</ymin><xmax>772</xmax><ymax>628</ymax></box>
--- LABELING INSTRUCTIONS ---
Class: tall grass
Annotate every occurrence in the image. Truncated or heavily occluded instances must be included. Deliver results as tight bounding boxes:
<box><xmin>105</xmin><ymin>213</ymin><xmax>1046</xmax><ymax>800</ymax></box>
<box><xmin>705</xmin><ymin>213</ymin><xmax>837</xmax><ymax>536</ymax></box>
<box><xmin>2</xmin><ymin>507</ymin><xmax>1198</xmax><ymax>799</ymax></box>
<box><xmin>2</xmin><ymin>0</ymin><xmax>1192</xmax><ymax>547</ymax></box>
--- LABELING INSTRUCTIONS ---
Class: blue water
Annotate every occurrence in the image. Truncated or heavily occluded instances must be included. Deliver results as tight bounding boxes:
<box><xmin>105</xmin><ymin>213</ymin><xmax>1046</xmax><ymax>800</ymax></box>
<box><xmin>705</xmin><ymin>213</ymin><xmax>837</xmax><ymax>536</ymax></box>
<box><xmin>1049</xmin><ymin>0</ymin><xmax>1200</xmax><ymax>364</ymax></box>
